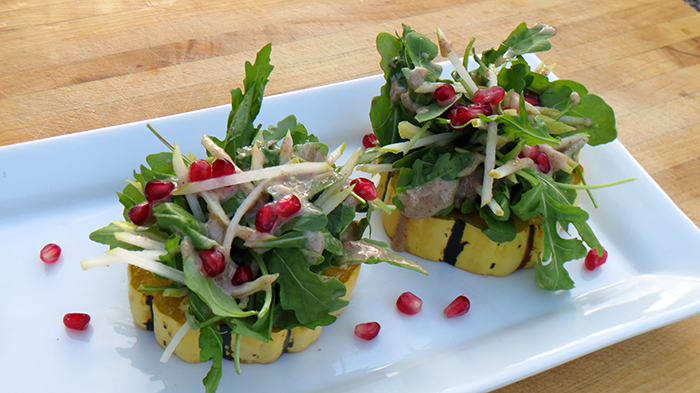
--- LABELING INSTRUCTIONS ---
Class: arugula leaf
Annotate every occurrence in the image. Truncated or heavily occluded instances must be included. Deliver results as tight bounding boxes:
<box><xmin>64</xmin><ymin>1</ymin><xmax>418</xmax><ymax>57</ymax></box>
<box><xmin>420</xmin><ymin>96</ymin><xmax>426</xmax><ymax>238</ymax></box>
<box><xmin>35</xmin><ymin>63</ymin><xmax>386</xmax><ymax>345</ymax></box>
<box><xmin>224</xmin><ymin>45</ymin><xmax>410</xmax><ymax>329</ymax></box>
<box><xmin>490</xmin><ymin>95</ymin><xmax>559</xmax><ymax>146</ymax></box>
<box><xmin>225</xmin><ymin>43</ymin><xmax>274</xmax><ymax>157</ymax></box>
<box><xmin>502</xmin><ymin>22</ymin><xmax>556</xmax><ymax>57</ymax></box>
<box><xmin>497</xmin><ymin>62</ymin><xmax>529</xmax><ymax>93</ymax></box>
<box><xmin>265</xmin><ymin>248</ymin><xmax>348</xmax><ymax>327</ymax></box>
<box><xmin>395</xmin><ymin>147</ymin><xmax>473</xmax><ymax>192</ymax></box>
<box><xmin>404</xmin><ymin>29</ymin><xmax>442</xmax><ymax>81</ymax></box>
<box><xmin>153</xmin><ymin>203</ymin><xmax>218</xmax><ymax>250</ymax></box>
<box><xmin>325</xmin><ymin>203</ymin><xmax>356</xmax><ymax>237</ymax></box>
<box><xmin>199</xmin><ymin>324</ymin><xmax>224</xmax><ymax>393</ymax></box>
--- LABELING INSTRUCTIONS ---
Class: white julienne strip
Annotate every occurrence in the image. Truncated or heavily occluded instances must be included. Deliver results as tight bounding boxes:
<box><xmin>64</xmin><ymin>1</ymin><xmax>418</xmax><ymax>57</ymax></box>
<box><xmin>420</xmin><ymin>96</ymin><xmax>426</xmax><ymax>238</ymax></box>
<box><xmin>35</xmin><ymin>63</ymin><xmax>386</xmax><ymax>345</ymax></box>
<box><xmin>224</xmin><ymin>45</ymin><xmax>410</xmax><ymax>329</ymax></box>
<box><xmin>356</xmin><ymin>163</ymin><xmax>397</xmax><ymax>173</ymax></box>
<box><xmin>321</xmin><ymin>186</ymin><xmax>355</xmax><ymax>215</ymax></box>
<box><xmin>172</xmin><ymin>143</ymin><xmax>205</xmax><ymax>221</ymax></box>
<box><xmin>326</xmin><ymin>143</ymin><xmax>346</xmax><ymax>165</ymax></box>
<box><xmin>251</xmin><ymin>145</ymin><xmax>264</xmax><ymax>172</ymax></box>
<box><xmin>279</xmin><ymin>131</ymin><xmax>293</xmax><ymax>164</ymax></box>
<box><xmin>81</xmin><ymin>248</ymin><xmax>185</xmax><ymax>284</ymax></box>
<box><xmin>481</xmin><ymin>122</ymin><xmax>499</xmax><ymax>209</ymax></box>
<box><xmin>200</xmin><ymin>191</ymin><xmax>230</xmax><ymax>226</ymax></box>
<box><xmin>223</xmin><ymin>178</ymin><xmax>271</xmax><ymax>254</ymax></box>
<box><xmin>437</xmin><ymin>26</ymin><xmax>478</xmax><ymax>98</ymax></box>
<box><xmin>160</xmin><ymin>320</ymin><xmax>191</xmax><ymax>363</ymax></box>
<box><xmin>173</xmin><ymin>162</ymin><xmax>330</xmax><ymax>195</ymax></box>
<box><xmin>114</xmin><ymin>232</ymin><xmax>166</xmax><ymax>251</ymax></box>
<box><xmin>315</xmin><ymin>147</ymin><xmax>361</xmax><ymax>208</ymax></box>
<box><xmin>381</xmin><ymin>132</ymin><xmax>459</xmax><ymax>154</ymax></box>
<box><xmin>201</xmin><ymin>135</ymin><xmax>255</xmax><ymax>195</ymax></box>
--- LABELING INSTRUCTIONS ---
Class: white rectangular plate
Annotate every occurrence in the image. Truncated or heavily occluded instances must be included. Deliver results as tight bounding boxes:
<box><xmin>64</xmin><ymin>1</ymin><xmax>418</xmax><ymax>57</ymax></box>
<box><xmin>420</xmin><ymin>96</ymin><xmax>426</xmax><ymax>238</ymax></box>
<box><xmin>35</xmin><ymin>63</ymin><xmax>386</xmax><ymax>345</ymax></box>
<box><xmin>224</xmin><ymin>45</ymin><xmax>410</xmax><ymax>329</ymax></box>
<box><xmin>3</xmin><ymin>55</ymin><xmax>700</xmax><ymax>393</ymax></box>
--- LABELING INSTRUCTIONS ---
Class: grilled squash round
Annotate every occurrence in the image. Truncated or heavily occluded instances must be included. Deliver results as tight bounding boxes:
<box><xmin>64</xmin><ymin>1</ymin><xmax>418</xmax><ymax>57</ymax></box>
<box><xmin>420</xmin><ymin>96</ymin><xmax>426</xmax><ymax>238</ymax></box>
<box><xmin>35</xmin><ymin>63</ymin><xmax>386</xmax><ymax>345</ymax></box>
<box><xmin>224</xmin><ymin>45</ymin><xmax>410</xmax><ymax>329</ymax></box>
<box><xmin>378</xmin><ymin>173</ymin><xmax>545</xmax><ymax>276</ymax></box>
<box><xmin>127</xmin><ymin>262</ymin><xmax>361</xmax><ymax>363</ymax></box>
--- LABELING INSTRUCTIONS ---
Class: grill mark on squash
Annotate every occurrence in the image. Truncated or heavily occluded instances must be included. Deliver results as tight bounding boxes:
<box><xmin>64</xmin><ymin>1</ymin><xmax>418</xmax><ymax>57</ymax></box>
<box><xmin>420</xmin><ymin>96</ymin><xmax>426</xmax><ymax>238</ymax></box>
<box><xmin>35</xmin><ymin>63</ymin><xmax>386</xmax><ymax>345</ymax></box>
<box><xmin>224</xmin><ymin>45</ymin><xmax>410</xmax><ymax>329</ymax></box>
<box><xmin>442</xmin><ymin>219</ymin><xmax>467</xmax><ymax>266</ymax></box>
<box><xmin>518</xmin><ymin>225</ymin><xmax>536</xmax><ymax>269</ymax></box>
<box><xmin>220</xmin><ymin>324</ymin><xmax>234</xmax><ymax>361</ymax></box>
<box><xmin>145</xmin><ymin>295</ymin><xmax>154</xmax><ymax>331</ymax></box>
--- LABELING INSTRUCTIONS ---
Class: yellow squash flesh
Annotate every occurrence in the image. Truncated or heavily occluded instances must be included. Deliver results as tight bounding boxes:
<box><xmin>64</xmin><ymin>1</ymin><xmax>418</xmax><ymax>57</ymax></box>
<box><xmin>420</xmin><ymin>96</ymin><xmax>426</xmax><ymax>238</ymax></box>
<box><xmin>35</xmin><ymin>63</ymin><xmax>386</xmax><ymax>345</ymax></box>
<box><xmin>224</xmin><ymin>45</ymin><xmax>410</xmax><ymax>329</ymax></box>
<box><xmin>127</xmin><ymin>262</ymin><xmax>361</xmax><ymax>364</ymax></box>
<box><xmin>379</xmin><ymin>173</ymin><xmax>544</xmax><ymax>276</ymax></box>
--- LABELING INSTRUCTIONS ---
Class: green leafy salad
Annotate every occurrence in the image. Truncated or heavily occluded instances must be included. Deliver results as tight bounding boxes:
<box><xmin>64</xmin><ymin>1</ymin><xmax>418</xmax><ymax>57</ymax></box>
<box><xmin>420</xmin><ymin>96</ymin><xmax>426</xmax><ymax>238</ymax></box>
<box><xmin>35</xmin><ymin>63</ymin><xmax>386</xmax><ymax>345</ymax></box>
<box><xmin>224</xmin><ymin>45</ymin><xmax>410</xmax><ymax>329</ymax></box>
<box><xmin>81</xmin><ymin>44</ymin><xmax>425</xmax><ymax>392</ymax></box>
<box><xmin>361</xmin><ymin>23</ymin><xmax>632</xmax><ymax>291</ymax></box>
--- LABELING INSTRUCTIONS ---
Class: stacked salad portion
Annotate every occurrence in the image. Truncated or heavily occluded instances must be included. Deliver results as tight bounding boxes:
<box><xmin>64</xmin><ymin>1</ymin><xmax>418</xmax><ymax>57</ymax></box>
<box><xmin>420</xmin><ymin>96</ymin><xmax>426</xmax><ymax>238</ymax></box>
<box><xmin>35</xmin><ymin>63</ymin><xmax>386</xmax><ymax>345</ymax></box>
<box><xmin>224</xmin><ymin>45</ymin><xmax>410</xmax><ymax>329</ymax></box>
<box><xmin>362</xmin><ymin>23</ymin><xmax>626</xmax><ymax>291</ymax></box>
<box><xmin>82</xmin><ymin>44</ymin><xmax>425</xmax><ymax>392</ymax></box>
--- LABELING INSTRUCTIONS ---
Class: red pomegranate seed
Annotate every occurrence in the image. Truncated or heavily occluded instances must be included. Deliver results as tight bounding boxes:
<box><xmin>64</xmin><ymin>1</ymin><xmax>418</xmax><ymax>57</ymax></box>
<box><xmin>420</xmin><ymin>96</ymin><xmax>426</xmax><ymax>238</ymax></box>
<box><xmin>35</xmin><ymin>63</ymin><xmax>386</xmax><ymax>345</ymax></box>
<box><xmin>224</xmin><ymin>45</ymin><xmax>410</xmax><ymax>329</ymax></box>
<box><xmin>63</xmin><ymin>313</ymin><xmax>91</xmax><ymax>331</ymax></box>
<box><xmin>199</xmin><ymin>248</ymin><xmax>226</xmax><ymax>277</ymax></box>
<box><xmin>144</xmin><ymin>179</ymin><xmax>175</xmax><ymax>202</ymax></box>
<box><xmin>274</xmin><ymin>194</ymin><xmax>302</xmax><ymax>218</ymax></box>
<box><xmin>434</xmin><ymin>83</ymin><xmax>456</xmax><ymax>105</ymax></box>
<box><xmin>255</xmin><ymin>203</ymin><xmax>278</xmax><ymax>233</ymax></box>
<box><xmin>534</xmin><ymin>152</ymin><xmax>551</xmax><ymax>173</ymax></box>
<box><xmin>40</xmin><ymin>243</ymin><xmax>61</xmax><ymax>263</ymax></box>
<box><xmin>351</xmin><ymin>178</ymin><xmax>378</xmax><ymax>201</ymax></box>
<box><xmin>448</xmin><ymin>103</ymin><xmax>492</xmax><ymax>128</ymax></box>
<box><xmin>362</xmin><ymin>133</ymin><xmax>379</xmax><ymax>149</ymax></box>
<box><xmin>444</xmin><ymin>295</ymin><xmax>471</xmax><ymax>318</ymax></box>
<box><xmin>212</xmin><ymin>159</ymin><xmax>235</xmax><ymax>178</ymax></box>
<box><xmin>472</xmin><ymin>86</ymin><xmax>506</xmax><ymax>105</ymax></box>
<box><xmin>518</xmin><ymin>145</ymin><xmax>540</xmax><ymax>160</ymax></box>
<box><xmin>585</xmin><ymin>247</ymin><xmax>608</xmax><ymax>271</ymax></box>
<box><xmin>128</xmin><ymin>201</ymin><xmax>153</xmax><ymax>226</ymax></box>
<box><xmin>354</xmin><ymin>322</ymin><xmax>380</xmax><ymax>341</ymax></box>
<box><xmin>396</xmin><ymin>291</ymin><xmax>423</xmax><ymax>315</ymax></box>
<box><xmin>231</xmin><ymin>265</ymin><xmax>254</xmax><ymax>286</ymax></box>
<box><xmin>524</xmin><ymin>92</ymin><xmax>541</xmax><ymax>106</ymax></box>
<box><xmin>189</xmin><ymin>159</ymin><xmax>213</xmax><ymax>182</ymax></box>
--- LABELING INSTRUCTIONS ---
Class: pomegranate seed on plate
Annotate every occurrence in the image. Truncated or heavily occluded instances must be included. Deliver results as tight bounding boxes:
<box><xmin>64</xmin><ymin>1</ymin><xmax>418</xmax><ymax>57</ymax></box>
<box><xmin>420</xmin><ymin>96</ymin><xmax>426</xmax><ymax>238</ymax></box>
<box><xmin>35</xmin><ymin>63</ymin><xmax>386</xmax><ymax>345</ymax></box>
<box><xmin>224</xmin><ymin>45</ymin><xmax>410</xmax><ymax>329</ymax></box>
<box><xmin>362</xmin><ymin>133</ymin><xmax>379</xmax><ymax>149</ymax></box>
<box><xmin>472</xmin><ymin>86</ymin><xmax>506</xmax><ymax>105</ymax></box>
<box><xmin>396</xmin><ymin>291</ymin><xmax>423</xmax><ymax>315</ymax></box>
<box><xmin>231</xmin><ymin>265</ymin><xmax>254</xmax><ymax>286</ymax></box>
<box><xmin>212</xmin><ymin>159</ymin><xmax>235</xmax><ymax>178</ymax></box>
<box><xmin>534</xmin><ymin>152</ymin><xmax>551</xmax><ymax>173</ymax></box>
<box><xmin>350</xmin><ymin>178</ymin><xmax>378</xmax><ymax>201</ymax></box>
<box><xmin>354</xmin><ymin>322</ymin><xmax>380</xmax><ymax>340</ymax></box>
<box><xmin>444</xmin><ymin>295</ymin><xmax>471</xmax><ymax>318</ymax></box>
<box><xmin>434</xmin><ymin>83</ymin><xmax>456</xmax><ymax>105</ymax></box>
<box><xmin>274</xmin><ymin>194</ymin><xmax>302</xmax><ymax>218</ymax></box>
<box><xmin>199</xmin><ymin>248</ymin><xmax>226</xmax><ymax>277</ymax></box>
<box><xmin>255</xmin><ymin>203</ymin><xmax>278</xmax><ymax>233</ymax></box>
<box><xmin>189</xmin><ymin>159</ymin><xmax>213</xmax><ymax>182</ymax></box>
<box><xmin>40</xmin><ymin>243</ymin><xmax>61</xmax><ymax>263</ymax></box>
<box><xmin>128</xmin><ymin>201</ymin><xmax>153</xmax><ymax>226</ymax></box>
<box><xmin>63</xmin><ymin>313</ymin><xmax>91</xmax><ymax>331</ymax></box>
<box><xmin>144</xmin><ymin>179</ymin><xmax>175</xmax><ymax>202</ymax></box>
<box><xmin>585</xmin><ymin>247</ymin><xmax>608</xmax><ymax>271</ymax></box>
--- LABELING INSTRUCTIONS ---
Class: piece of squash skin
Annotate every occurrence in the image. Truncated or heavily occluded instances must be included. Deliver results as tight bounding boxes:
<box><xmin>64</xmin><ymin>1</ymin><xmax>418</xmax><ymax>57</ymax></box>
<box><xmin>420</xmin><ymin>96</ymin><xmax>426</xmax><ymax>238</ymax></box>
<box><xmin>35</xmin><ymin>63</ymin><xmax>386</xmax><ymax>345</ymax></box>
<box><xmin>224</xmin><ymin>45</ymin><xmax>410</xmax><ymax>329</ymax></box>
<box><xmin>378</xmin><ymin>173</ymin><xmax>544</xmax><ymax>276</ymax></box>
<box><xmin>127</xmin><ymin>262</ymin><xmax>362</xmax><ymax>364</ymax></box>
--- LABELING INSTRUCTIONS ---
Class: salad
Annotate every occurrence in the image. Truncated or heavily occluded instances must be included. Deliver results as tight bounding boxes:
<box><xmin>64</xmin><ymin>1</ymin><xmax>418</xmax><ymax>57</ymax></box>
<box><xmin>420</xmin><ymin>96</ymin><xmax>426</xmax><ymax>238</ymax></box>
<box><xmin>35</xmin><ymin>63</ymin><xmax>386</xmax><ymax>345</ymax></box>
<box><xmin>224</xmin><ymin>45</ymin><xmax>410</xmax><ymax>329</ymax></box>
<box><xmin>360</xmin><ymin>23</ymin><xmax>630</xmax><ymax>291</ymax></box>
<box><xmin>81</xmin><ymin>44</ymin><xmax>425</xmax><ymax>392</ymax></box>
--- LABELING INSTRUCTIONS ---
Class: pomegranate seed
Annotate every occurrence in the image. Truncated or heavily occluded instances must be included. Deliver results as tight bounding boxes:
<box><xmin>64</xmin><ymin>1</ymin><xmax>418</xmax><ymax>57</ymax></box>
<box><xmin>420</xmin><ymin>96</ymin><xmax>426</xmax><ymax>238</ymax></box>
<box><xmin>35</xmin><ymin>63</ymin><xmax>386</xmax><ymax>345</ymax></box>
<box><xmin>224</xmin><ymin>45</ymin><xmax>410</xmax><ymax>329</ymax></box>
<box><xmin>396</xmin><ymin>291</ymin><xmax>422</xmax><ymax>315</ymax></box>
<box><xmin>362</xmin><ymin>133</ymin><xmax>379</xmax><ymax>149</ymax></box>
<box><xmin>255</xmin><ymin>203</ymin><xmax>278</xmax><ymax>233</ymax></box>
<box><xmin>231</xmin><ymin>265</ymin><xmax>254</xmax><ymax>286</ymax></box>
<box><xmin>434</xmin><ymin>83</ymin><xmax>456</xmax><ymax>105</ymax></box>
<box><xmin>274</xmin><ymin>194</ymin><xmax>302</xmax><ymax>218</ymax></box>
<box><xmin>472</xmin><ymin>86</ymin><xmax>506</xmax><ymax>105</ymax></box>
<box><xmin>518</xmin><ymin>145</ymin><xmax>540</xmax><ymax>160</ymax></box>
<box><xmin>128</xmin><ymin>201</ymin><xmax>153</xmax><ymax>226</ymax></box>
<box><xmin>448</xmin><ymin>103</ymin><xmax>492</xmax><ymax>128</ymax></box>
<box><xmin>199</xmin><ymin>248</ymin><xmax>226</xmax><ymax>277</ymax></box>
<box><xmin>350</xmin><ymin>178</ymin><xmax>378</xmax><ymax>201</ymax></box>
<box><xmin>63</xmin><ymin>313</ymin><xmax>90</xmax><ymax>331</ymax></box>
<box><xmin>144</xmin><ymin>179</ymin><xmax>175</xmax><ymax>202</ymax></box>
<box><xmin>524</xmin><ymin>92</ymin><xmax>541</xmax><ymax>106</ymax></box>
<box><xmin>212</xmin><ymin>159</ymin><xmax>235</xmax><ymax>178</ymax></box>
<box><xmin>189</xmin><ymin>159</ymin><xmax>212</xmax><ymax>182</ymax></box>
<box><xmin>40</xmin><ymin>243</ymin><xmax>61</xmax><ymax>263</ymax></box>
<box><xmin>585</xmin><ymin>247</ymin><xmax>608</xmax><ymax>271</ymax></box>
<box><xmin>534</xmin><ymin>152</ymin><xmax>551</xmax><ymax>173</ymax></box>
<box><xmin>354</xmin><ymin>322</ymin><xmax>380</xmax><ymax>341</ymax></box>
<box><xmin>444</xmin><ymin>295</ymin><xmax>471</xmax><ymax>318</ymax></box>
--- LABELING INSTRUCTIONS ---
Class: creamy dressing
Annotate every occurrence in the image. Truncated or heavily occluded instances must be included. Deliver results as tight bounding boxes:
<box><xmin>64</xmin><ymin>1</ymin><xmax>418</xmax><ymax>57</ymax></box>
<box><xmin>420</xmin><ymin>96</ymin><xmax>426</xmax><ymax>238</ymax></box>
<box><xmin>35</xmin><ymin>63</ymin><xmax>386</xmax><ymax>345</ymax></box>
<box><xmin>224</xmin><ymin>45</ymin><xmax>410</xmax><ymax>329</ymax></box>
<box><xmin>398</xmin><ymin>178</ymin><xmax>459</xmax><ymax>219</ymax></box>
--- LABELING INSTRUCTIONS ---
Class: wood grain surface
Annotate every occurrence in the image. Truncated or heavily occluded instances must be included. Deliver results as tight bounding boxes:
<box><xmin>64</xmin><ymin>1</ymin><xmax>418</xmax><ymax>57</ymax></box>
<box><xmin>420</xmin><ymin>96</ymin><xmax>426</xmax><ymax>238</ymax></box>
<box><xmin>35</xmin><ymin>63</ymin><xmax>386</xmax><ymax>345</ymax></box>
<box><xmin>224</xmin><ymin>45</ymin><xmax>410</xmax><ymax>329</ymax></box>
<box><xmin>3</xmin><ymin>0</ymin><xmax>700</xmax><ymax>391</ymax></box>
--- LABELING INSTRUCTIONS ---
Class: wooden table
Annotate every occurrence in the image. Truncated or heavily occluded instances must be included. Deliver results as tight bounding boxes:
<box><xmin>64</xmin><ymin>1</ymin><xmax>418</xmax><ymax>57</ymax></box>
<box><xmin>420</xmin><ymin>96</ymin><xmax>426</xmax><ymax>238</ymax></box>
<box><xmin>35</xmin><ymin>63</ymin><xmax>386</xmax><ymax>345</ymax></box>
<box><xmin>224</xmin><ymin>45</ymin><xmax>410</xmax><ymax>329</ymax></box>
<box><xmin>3</xmin><ymin>0</ymin><xmax>700</xmax><ymax>391</ymax></box>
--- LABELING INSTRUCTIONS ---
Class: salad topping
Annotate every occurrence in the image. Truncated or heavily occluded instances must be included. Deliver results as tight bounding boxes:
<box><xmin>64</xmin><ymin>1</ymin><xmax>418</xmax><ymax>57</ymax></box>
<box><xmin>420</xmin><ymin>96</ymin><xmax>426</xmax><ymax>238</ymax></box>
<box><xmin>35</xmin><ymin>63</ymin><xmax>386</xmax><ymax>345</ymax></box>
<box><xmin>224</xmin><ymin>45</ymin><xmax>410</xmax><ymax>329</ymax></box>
<box><xmin>363</xmin><ymin>23</ymin><xmax>633</xmax><ymax>290</ymax></box>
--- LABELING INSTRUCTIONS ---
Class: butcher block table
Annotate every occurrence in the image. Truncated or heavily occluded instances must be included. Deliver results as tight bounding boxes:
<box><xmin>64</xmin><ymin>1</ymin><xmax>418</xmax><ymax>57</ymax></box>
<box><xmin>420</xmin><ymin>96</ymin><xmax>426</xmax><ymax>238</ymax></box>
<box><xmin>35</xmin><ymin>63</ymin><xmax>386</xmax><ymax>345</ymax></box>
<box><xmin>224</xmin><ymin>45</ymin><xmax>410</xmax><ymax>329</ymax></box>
<box><xmin>3</xmin><ymin>0</ymin><xmax>700</xmax><ymax>392</ymax></box>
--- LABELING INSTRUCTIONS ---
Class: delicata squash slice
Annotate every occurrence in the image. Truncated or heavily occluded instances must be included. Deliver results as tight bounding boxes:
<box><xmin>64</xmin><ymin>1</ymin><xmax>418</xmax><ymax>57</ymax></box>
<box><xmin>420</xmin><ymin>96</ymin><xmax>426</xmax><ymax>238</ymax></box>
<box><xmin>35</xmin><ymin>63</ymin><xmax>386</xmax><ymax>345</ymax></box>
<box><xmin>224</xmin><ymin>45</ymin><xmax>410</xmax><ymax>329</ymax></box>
<box><xmin>82</xmin><ymin>44</ymin><xmax>426</xmax><ymax>392</ymax></box>
<box><xmin>360</xmin><ymin>23</ymin><xmax>632</xmax><ymax>290</ymax></box>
